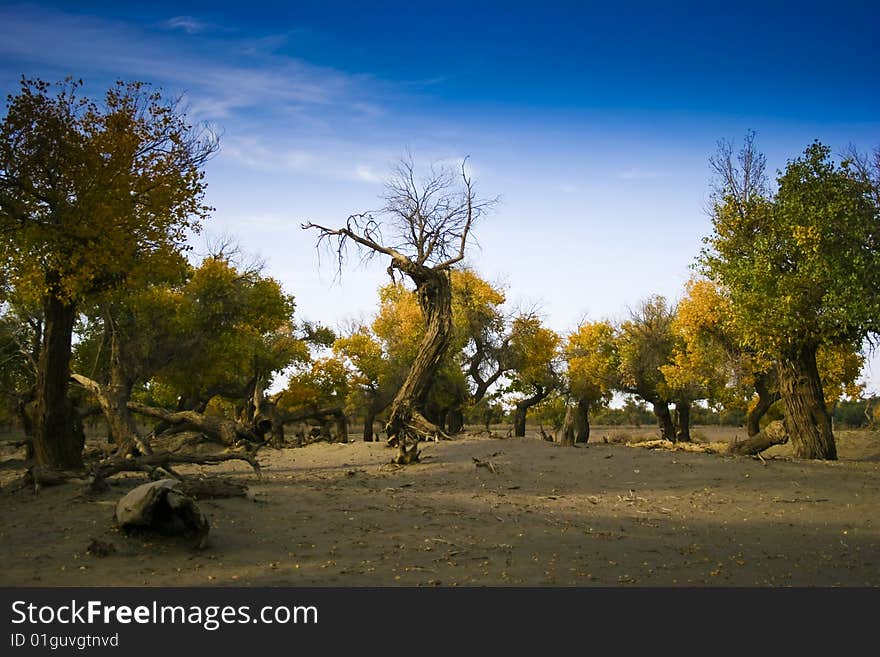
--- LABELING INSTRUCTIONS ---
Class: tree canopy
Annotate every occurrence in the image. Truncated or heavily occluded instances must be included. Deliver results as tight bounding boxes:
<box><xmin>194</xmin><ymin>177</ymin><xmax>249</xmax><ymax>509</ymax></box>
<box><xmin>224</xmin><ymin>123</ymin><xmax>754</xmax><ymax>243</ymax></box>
<box><xmin>700</xmin><ymin>137</ymin><xmax>880</xmax><ymax>458</ymax></box>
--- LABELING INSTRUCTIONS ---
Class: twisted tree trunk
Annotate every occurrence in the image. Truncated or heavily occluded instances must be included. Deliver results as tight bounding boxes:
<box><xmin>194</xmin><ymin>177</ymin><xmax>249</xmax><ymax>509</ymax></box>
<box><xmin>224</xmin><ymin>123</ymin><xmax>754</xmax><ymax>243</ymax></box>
<box><xmin>513</xmin><ymin>385</ymin><xmax>548</xmax><ymax>437</ymax></box>
<box><xmin>249</xmin><ymin>376</ymin><xmax>285</xmax><ymax>447</ymax></box>
<box><xmin>385</xmin><ymin>267</ymin><xmax>453</xmax><ymax>464</ymax></box>
<box><xmin>778</xmin><ymin>347</ymin><xmax>836</xmax><ymax>460</ymax></box>
<box><xmin>747</xmin><ymin>371</ymin><xmax>780</xmax><ymax>437</ymax></box>
<box><xmin>76</xmin><ymin>316</ymin><xmax>152</xmax><ymax>456</ymax></box>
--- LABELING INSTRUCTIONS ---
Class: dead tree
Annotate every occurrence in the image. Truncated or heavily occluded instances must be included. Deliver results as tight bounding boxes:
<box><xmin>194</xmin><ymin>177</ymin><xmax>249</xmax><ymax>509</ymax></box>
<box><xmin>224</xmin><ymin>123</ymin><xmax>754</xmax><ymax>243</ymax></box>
<box><xmin>125</xmin><ymin>401</ymin><xmax>261</xmax><ymax>446</ymax></box>
<box><xmin>304</xmin><ymin>157</ymin><xmax>494</xmax><ymax>464</ymax></box>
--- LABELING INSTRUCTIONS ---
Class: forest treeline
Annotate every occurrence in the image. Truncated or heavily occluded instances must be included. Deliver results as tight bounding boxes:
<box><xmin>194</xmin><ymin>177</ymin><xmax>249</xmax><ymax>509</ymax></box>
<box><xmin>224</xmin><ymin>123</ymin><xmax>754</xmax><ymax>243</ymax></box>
<box><xmin>1</xmin><ymin>78</ymin><xmax>879</xmax><ymax>471</ymax></box>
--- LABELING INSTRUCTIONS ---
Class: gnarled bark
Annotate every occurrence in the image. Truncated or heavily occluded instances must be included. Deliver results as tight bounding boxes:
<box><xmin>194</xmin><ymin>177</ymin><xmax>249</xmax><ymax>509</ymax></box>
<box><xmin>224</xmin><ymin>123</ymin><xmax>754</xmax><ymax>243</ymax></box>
<box><xmin>727</xmin><ymin>420</ymin><xmax>788</xmax><ymax>456</ymax></box>
<box><xmin>561</xmin><ymin>399</ymin><xmax>590</xmax><ymax>446</ymax></box>
<box><xmin>127</xmin><ymin>402</ymin><xmax>259</xmax><ymax>446</ymax></box>
<box><xmin>747</xmin><ymin>371</ymin><xmax>780</xmax><ymax>437</ymax></box>
<box><xmin>778</xmin><ymin>347</ymin><xmax>836</xmax><ymax>460</ymax></box>
<box><xmin>303</xmin><ymin>156</ymin><xmax>487</xmax><ymax>464</ymax></box>
<box><xmin>652</xmin><ymin>400</ymin><xmax>676</xmax><ymax>442</ymax></box>
<box><xmin>33</xmin><ymin>288</ymin><xmax>83</xmax><ymax>469</ymax></box>
<box><xmin>385</xmin><ymin>267</ymin><xmax>453</xmax><ymax>463</ymax></box>
<box><xmin>72</xmin><ymin>374</ymin><xmax>152</xmax><ymax>456</ymax></box>
<box><xmin>248</xmin><ymin>376</ymin><xmax>285</xmax><ymax>447</ymax></box>
<box><xmin>71</xmin><ymin>315</ymin><xmax>151</xmax><ymax>457</ymax></box>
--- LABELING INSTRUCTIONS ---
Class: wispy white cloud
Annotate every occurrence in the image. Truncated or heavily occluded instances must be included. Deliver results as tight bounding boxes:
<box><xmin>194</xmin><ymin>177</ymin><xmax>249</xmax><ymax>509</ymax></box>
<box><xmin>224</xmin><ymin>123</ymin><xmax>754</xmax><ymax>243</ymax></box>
<box><xmin>354</xmin><ymin>165</ymin><xmax>383</xmax><ymax>183</ymax></box>
<box><xmin>0</xmin><ymin>7</ymin><xmax>492</xmax><ymax>187</ymax></box>
<box><xmin>165</xmin><ymin>16</ymin><xmax>208</xmax><ymax>35</ymax></box>
<box><xmin>219</xmin><ymin>134</ymin><xmax>394</xmax><ymax>184</ymax></box>
<box><xmin>0</xmin><ymin>5</ymin><xmax>388</xmax><ymax>125</ymax></box>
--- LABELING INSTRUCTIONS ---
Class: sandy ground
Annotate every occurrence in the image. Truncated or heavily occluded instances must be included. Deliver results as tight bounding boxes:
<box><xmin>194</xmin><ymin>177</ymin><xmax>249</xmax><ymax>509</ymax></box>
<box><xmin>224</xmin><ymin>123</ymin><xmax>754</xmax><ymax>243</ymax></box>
<box><xmin>1</xmin><ymin>425</ymin><xmax>878</xmax><ymax>587</ymax></box>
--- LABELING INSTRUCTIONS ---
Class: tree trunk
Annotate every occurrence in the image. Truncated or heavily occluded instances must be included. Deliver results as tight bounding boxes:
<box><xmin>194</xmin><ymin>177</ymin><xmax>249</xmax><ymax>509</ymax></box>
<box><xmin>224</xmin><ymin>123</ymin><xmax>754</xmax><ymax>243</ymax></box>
<box><xmin>652</xmin><ymin>400</ymin><xmax>676</xmax><ymax>442</ymax></box>
<box><xmin>250</xmin><ymin>376</ymin><xmax>285</xmax><ymax>447</ymax></box>
<box><xmin>675</xmin><ymin>400</ymin><xmax>691</xmax><ymax>442</ymax></box>
<box><xmin>560</xmin><ymin>406</ymin><xmax>575</xmax><ymax>446</ymax></box>
<box><xmin>385</xmin><ymin>267</ymin><xmax>453</xmax><ymax>464</ymax></box>
<box><xmin>728</xmin><ymin>420</ymin><xmax>788</xmax><ymax>456</ymax></box>
<box><xmin>561</xmin><ymin>399</ymin><xmax>590</xmax><ymax>446</ymax></box>
<box><xmin>335</xmin><ymin>412</ymin><xmax>348</xmax><ymax>443</ymax></box>
<box><xmin>746</xmin><ymin>371</ymin><xmax>780</xmax><ymax>437</ymax></box>
<box><xmin>32</xmin><ymin>290</ymin><xmax>83</xmax><ymax>469</ymax></box>
<box><xmin>777</xmin><ymin>347</ymin><xmax>837</xmax><ymax>460</ymax></box>
<box><xmin>472</xmin><ymin>368</ymin><xmax>504</xmax><ymax>404</ymax></box>
<box><xmin>513</xmin><ymin>385</ymin><xmax>547</xmax><ymax>437</ymax></box>
<box><xmin>575</xmin><ymin>398</ymin><xmax>590</xmax><ymax>443</ymax></box>
<box><xmin>446</xmin><ymin>407</ymin><xmax>464</xmax><ymax>434</ymax></box>
<box><xmin>363</xmin><ymin>406</ymin><xmax>377</xmax><ymax>442</ymax></box>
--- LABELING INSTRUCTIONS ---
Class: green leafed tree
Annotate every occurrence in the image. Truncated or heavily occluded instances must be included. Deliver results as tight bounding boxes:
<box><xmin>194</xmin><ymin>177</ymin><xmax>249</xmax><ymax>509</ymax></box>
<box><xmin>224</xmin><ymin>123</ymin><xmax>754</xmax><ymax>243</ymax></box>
<box><xmin>616</xmin><ymin>295</ymin><xmax>680</xmax><ymax>441</ymax></box>
<box><xmin>71</xmin><ymin>254</ymin><xmax>305</xmax><ymax>452</ymax></box>
<box><xmin>700</xmin><ymin>135</ymin><xmax>879</xmax><ymax>459</ymax></box>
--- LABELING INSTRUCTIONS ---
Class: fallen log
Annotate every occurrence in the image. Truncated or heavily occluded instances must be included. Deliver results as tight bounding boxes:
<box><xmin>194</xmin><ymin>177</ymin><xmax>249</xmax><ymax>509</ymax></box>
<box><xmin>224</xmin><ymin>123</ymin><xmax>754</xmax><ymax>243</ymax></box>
<box><xmin>178</xmin><ymin>476</ymin><xmax>249</xmax><ymax>500</ymax></box>
<box><xmin>5</xmin><ymin>451</ymin><xmax>261</xmax><ymax>494</ymax></box>
<box><xmin>727</xmin><ymin>420</ymin><xmax>788</xmax><ymax>456</ymax></box>
<box><xmin>127</xmin><ymin>402</ymin><xmax>261</xmax><ymax>447</ymax></box>
<box><xmin>94</xmin><ymin>451</ymin><xmax>261</xmax><ymax>479</ymax></box>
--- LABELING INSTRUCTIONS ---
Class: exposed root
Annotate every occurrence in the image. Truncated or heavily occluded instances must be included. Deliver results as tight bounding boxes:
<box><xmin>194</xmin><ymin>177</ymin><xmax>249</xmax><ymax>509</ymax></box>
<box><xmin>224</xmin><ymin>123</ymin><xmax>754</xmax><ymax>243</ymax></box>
<box><xmin>391</xmin><ymin>434</ymin><xmax>421</xmax><ymax>465</ymax></box>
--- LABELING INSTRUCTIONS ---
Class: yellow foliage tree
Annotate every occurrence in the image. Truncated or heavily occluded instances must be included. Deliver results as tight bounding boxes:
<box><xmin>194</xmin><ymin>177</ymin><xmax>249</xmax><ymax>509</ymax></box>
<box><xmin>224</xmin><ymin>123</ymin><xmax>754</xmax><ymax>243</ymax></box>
<box><xmin>564</xmin><ymin>320</ymin><xmax>618</xmax><ymax>442</ymax></box>
<box><xmin>0</xmin><ymin>78</ymin><xmax>217</xmax><ymax>467</ymax></box>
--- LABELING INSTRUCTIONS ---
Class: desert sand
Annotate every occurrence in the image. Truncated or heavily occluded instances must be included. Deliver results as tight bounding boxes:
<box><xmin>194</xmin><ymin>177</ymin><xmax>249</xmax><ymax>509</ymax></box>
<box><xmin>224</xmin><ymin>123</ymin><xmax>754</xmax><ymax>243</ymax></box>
<box><xmin>1</xmin><ymin>426</ymin><xmax>878</xmax><ymax>587</ymax></box>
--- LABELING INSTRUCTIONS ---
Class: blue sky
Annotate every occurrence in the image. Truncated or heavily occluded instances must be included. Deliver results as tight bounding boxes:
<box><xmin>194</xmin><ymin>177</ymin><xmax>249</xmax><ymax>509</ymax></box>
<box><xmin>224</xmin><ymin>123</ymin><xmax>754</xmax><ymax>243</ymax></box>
<box><xmin>1</xmin><ymin>1</ymin><xmax>879</xmax><ymax>391</ymax></box>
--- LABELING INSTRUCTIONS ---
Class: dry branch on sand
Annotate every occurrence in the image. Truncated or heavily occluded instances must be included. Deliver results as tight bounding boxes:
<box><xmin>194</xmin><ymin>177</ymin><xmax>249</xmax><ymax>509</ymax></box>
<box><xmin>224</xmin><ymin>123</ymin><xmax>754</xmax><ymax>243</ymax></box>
<box><xmin>4</xmin><ymin>450</ymin><xmax>260</xmax><ymax>494</ymax></box>
<box><xmin>627</xmin><ymin>439</ymin><xmax>724</xmax><ymax>454</ymax></box>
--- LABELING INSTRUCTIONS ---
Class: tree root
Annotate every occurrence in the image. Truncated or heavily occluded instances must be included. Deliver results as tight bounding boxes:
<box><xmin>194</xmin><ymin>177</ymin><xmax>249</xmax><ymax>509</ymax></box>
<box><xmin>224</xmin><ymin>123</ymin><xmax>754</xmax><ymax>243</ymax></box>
<box><xmin>392</xmin><ymin>439</ymin><xmax>421</xmax><ymax>465</ymax></box>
